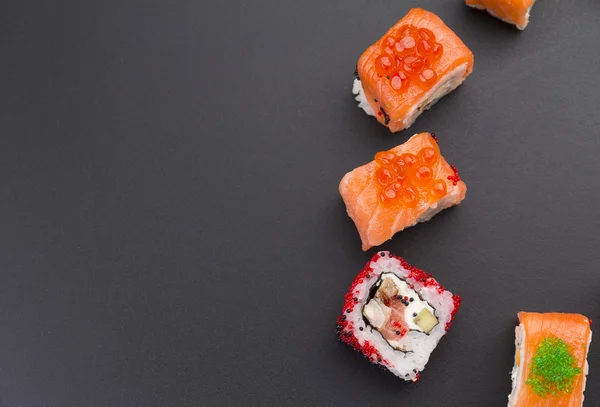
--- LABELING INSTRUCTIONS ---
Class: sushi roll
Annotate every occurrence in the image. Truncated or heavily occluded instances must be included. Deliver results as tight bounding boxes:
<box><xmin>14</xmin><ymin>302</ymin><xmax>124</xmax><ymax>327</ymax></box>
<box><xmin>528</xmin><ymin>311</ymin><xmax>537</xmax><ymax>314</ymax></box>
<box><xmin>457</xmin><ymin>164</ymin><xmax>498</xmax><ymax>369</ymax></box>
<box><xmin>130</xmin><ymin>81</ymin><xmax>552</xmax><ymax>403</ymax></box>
<box><xmin>336</xmin><ymin>252</ymin><xmax>461</xmax><ymax>381</ymax></box>
<box><xmin>339</xmin><ymin>132</ymin><xmax>466</xmax><ymax>251</ymax></box>
<box><xmin>508</xmin><ymin>312</ymin><xmax>592</xmax><ymax>406</ymax></box>
<box><xmin>353</xmin><ymin>8</ymin><xmax>474</xmax><ymax>133</ymax></box>
<box><xmin>466</xmin><ymin>0</ymin><xmax>536</xmax><ymax>30</ymax></box>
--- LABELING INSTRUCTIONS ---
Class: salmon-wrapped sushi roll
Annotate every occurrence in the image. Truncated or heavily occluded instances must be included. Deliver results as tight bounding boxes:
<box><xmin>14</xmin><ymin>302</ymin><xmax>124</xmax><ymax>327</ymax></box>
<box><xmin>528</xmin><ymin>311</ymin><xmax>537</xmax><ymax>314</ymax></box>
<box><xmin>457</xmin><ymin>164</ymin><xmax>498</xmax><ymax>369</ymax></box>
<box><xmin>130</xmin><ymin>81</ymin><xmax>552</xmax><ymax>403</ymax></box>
<box><xmin>352</xmin><ymin>8</ymin><xmax>474</xmax><ymax>133</ymax></box>
<box><xmin>509</xmin><ymin>312</ymin><xmax>592</xmax><ymax>406</ymax></box>
<box><xmin>339</xmin><ymin>132</ymin><xmax>466</xmax><ymax>251</ymax></box>
<box><xmin>466</xmin><ymin>0</ymin><xmax>536</xmax><ymax>30</ymax></box>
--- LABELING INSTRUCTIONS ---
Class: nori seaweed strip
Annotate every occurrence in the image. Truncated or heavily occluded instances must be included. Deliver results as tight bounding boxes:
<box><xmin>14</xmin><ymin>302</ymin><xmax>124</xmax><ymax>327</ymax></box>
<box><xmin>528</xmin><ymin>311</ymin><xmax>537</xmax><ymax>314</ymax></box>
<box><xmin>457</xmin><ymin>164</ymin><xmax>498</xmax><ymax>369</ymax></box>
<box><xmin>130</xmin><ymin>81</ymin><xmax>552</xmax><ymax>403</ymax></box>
<box><xmin>379</xmin><ymin>107</ymin><xmax>390</xmax><ymax>125</ymax></box>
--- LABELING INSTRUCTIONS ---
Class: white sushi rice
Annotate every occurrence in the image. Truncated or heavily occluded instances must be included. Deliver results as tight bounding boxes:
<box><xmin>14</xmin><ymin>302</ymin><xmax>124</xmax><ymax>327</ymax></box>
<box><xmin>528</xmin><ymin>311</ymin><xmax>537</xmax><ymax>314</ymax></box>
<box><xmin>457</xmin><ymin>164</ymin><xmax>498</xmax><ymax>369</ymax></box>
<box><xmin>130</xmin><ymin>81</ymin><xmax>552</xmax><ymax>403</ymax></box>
<box><xmin>351</xmin><ymin>63</ymin><xmax>468</xmax><ymax>131</ymax></box>
<box><xmin>507</xmin><ymin>324</ymin><xmax>591</xmax><ymax>406</ymax></box>
<box><xmin>352</xmin><ymin>78</ymin><xmax>375</xmax><ymax>116</ymax></box>
<box><xmin>344</xmin><ymin>251</ymin><xmax>458</xmax><ymax>381</ymax></box>
<box><xmin>507</xmin><ymin>324</ymin><xmax>526</xmax><ymax>407</ymax></box>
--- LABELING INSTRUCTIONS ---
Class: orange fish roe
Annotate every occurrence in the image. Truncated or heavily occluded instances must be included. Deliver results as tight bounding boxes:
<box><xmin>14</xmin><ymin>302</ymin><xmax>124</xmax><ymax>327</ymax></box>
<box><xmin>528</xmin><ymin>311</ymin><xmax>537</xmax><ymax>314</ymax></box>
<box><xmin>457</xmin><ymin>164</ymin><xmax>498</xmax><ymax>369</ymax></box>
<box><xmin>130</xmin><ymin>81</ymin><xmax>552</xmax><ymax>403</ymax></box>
<box><xmin>374</xmin><ymin>143</ymin><xmax>447</xmax><ymax>209</ymax></box>
<box><xmin>374</xmin><ymin>25</ymin><xmax>443</xmax><ymax>92</ymax></box>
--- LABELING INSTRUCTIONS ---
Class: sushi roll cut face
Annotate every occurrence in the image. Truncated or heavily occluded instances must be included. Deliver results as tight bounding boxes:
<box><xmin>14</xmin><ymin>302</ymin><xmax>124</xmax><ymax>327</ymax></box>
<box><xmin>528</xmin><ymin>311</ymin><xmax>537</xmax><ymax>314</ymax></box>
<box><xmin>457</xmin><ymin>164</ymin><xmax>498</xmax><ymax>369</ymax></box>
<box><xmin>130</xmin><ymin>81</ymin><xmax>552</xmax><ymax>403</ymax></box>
<box><xmin>466</xmin><ymin>0</ymin><xmax>535</xmax><ymax>30</ymax></box>
<box><xmin>353</xmin><ymin>8</ymin><xmax>473</xmax><ymax>132</ymax></box>
<box><xmin>339</xmin><ymin>132</ymin><xmax>467</xmax><ymax>251</ymax></box>
<box><xmin>337</xmin><ymin>252</ymin><xmax>461</xmax><ymax>381</ymax></box>
<box><xmin>509</xmin><ymin>312</ymin><xmax>592</xmax><ymax>407</ymax></box>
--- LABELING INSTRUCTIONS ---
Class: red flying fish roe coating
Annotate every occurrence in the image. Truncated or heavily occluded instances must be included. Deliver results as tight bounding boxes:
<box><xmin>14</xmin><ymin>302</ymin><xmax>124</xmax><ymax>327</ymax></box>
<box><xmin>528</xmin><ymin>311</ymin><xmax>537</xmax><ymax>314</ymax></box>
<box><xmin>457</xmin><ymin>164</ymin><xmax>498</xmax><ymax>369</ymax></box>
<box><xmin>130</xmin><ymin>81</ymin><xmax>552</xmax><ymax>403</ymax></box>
<box><xmin>448</xmin><ymin>164</ymin><xmax>461</xmax><ymax>186</ymax></box>
<box><xmin>336</xmin><ymin>253</ymin><xmax>462</xmax><ymax>381</ymax></box>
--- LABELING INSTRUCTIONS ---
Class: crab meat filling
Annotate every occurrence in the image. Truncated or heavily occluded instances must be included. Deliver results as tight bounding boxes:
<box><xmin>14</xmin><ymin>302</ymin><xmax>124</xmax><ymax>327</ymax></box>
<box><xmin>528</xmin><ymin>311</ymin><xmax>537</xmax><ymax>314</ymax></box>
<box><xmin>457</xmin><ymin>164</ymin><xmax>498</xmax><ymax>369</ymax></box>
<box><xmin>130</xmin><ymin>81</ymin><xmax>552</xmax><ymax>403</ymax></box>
<box><xmin>362</xmin><ymin>273</ymin><xmax>438</xmax><ymax>349</ymax></box>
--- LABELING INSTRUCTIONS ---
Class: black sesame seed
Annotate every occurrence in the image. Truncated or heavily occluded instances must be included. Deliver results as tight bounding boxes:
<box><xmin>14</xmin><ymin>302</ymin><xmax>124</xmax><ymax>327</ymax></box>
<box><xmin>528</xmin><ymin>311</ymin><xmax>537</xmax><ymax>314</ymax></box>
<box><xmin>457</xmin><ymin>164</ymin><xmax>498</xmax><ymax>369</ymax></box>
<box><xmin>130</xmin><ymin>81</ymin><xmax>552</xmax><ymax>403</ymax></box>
<box><xmin>413</xmin><ymin>313</ymin><xmax>417</xmax><ymax>317</ymax></box>
<box><xmin>366</xmin><ymin>274</ymin><xmax>371</xmax><ymax>278</ymax></box>
<box><xmin>341</xmin><ymin>315</ymin><xmax>346</xmax><ymax>321</ymax></box>
<box><xmin>395</xmin><ymin>331</ymin><xmax>400</xmax><ymax>335</ymax></box>
<box><xmin>409</xmin><ymin>298</ymin><xmax>414</xmax><ymax>302</ymax></box>
<box><xmin>380</xmin><ymin>252</ymin><xmax>385</xmax><ymax>257</ymax></box>
<box><xmin>359</xmin><ymin>327</ymin><xmax>363</xmax><ymax>331</ymax></box>
<box><xmin>353</xmin><ymin>297</ymin><xmax>358</xmax><ymax>301</ymax></box>
<box><xmin>346</xmin><ymin>309</ymin><xmax>351</xmax><ymax>313</ymax></box>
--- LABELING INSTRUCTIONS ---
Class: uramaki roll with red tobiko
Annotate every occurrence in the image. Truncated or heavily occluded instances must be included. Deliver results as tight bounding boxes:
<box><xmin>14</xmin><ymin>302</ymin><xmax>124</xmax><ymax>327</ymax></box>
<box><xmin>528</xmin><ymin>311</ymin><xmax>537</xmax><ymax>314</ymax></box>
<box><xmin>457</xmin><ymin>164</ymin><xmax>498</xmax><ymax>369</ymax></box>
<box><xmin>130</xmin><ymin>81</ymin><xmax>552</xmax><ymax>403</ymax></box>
<box><xmin>336</xmin><ymin>252</ymin><xmax>460</xmax><ymax>381</ymax></box>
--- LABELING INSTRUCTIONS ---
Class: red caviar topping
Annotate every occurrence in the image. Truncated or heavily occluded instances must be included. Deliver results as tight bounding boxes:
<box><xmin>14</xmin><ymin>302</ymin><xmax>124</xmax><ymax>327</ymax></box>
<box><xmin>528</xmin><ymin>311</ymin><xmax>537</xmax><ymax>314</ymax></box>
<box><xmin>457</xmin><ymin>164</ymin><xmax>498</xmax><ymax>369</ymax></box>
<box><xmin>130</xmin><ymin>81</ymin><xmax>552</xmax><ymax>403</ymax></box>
<box><xmin>376</xmin><ymin>167</ymin><xmax>394</xmax><ymax>185</ymax></box>
<box><xmin>377</xmin><ymin>24</ymin><xmax>444</xmax><ymax>93</ymax></box>
<box><xmin>402</xmin><ymin>56</ymin><xmax>424</xmax><ymax>75</ymax></box>
<box><xmin>397</xmin><ymin>25</ymin><xmax>417</xmax><ymax>40</ymax></box>
<box><xmin>429</xmin><ymin>180</ymin><xmax>447</xmax><ymax>199</ymax></box>
<box><xmin>390</xmin><ymin>71</ymin><xmax>409</xmax><ymax>91</ymax></box>
<box><xmin>375</xmin><ymin>151</ymin><xmax>396</xmax><ymax>165</ymax></box>
<box><xmin>417</xmin><ymin>28</ymin><xmax>435</xmax><ymax>42</ymax></box>
<box><xmin>419</xmin><ymin>147</ymin><xmax>438</xmax><ymax>165</ymax></box>
<box><xmin>413</xmin><ymin>165</ymin><xmax>433</xmax><ymax>186</ymax></box>
<box><xmin>400</xmin><ymin>186</ymin><xmax>419</xmax><ymax>207</ymax></box>
<box><xmin>399</xmin><ymin>35</ymin><xmax>416</xmax><ymax>51</ymax></box>
<box><xmin>416</xmin><ymin>39</ymin><xmax>432</xmax><ymax>56</ymax></box>
<box><xmin>418</xmin><ymin>68</ymin><xmax>437</xmax><ymax>86</ymax></box>
<box><xmin>431</xmin><ymin>43</ymin><xmax>443</xmax><ymax>62</ymax></box>
<box><xmin>392</xmin><ymin>156</ymin><xmax>406</xmax><ymax>174</ymax></box>
<box><xmin>400</xmin><ymin>153</ymin><xmax>419</xmax><ymax>169</ymax></box>
<box><xmin>383</xmin><ymin>36</ymin><xmax>396</xmax><ymax>47</ymax></box>
<box><xmin>383</xmin><ymin>46</ymin><xmax>395</xmax><ymax>55</ymax></box>
<box><xmin>375</xmin><ymin>144</ymin><xmax>451</xmax><ymax>207</ymax></box>
<box><xmin>375</xmin><ymin>54</ymin><xmax>398</xmax><ymax>77</ymax></box>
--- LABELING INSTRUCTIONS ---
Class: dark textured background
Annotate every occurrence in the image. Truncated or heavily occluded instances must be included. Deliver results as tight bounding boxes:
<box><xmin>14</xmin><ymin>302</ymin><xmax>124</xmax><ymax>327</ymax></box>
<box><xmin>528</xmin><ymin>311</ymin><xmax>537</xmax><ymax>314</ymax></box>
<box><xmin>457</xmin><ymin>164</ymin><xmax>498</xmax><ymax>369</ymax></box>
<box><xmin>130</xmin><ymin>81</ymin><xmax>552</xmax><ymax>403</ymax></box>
<box><xmin>1</xmin><ymin>0</ymin><xmax>599</xmax><ymax>406</ymax></box>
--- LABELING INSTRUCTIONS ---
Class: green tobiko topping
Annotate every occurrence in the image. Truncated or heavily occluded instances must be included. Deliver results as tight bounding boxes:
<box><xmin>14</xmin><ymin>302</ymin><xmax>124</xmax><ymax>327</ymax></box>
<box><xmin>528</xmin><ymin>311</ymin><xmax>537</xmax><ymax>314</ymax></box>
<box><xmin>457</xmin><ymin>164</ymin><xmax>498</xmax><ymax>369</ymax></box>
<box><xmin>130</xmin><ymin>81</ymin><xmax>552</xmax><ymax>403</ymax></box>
<box><xmin>526</xmin><ymin>336</ymin><xmax>582</xmax><ymax>397</ymax></box>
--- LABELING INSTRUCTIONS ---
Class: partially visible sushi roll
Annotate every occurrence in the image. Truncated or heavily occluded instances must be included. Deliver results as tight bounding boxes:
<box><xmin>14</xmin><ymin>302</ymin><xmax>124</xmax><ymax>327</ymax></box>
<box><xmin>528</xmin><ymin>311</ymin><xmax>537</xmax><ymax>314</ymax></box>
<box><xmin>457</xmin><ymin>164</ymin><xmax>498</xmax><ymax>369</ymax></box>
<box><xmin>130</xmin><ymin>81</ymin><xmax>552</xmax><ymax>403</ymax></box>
<box><xmin>336</xmin><ymin>252</ymin><xmax>461</xmax><ymax>381</ymax></box>
<box><xmin>353</xmin><ymin>8</ymin><xmax>474</xmax><ymax>133</ymax></box>
<box><xmin>508</xmin><ymin>312</ymin><xmax>592</xmax><ymax>406</ymax></box>
<box><xmin>466</xmin><ymin>0</ymin><xmax>536</xmax><ymax>30</ymax></box>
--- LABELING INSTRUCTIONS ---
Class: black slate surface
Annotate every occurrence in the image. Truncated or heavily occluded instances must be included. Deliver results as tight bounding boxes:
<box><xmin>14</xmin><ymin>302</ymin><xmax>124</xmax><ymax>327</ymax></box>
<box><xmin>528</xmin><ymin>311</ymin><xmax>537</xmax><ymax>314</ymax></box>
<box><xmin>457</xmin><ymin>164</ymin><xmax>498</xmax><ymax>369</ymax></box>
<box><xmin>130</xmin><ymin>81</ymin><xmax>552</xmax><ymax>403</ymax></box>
<box><xmin>1</xmin><ymin>0</ymin><xmax>600</xmax><ymax>406</ymax></box>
